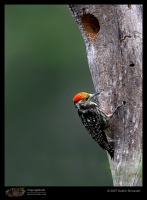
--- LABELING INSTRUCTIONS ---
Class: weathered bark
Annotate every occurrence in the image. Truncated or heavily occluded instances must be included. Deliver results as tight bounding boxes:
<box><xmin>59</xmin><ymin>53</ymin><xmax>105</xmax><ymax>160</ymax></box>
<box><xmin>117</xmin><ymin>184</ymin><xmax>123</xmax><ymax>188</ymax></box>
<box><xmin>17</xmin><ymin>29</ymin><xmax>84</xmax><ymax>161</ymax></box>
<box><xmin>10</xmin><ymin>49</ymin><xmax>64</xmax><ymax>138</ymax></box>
<box><xmin>68</xmin><ymin>4</ymin><xmax>142</xmax><ymax>186</ymax></box>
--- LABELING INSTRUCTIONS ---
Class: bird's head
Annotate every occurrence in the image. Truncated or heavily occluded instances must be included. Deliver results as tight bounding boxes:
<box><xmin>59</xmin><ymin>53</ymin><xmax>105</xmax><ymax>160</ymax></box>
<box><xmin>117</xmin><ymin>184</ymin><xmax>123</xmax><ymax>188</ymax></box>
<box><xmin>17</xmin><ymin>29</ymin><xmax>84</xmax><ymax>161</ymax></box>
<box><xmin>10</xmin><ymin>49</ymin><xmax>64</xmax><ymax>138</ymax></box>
<box><xmin>73</xmin><ymin>91</ymin><xmax>100</xmax><ymax>109</ymax></box>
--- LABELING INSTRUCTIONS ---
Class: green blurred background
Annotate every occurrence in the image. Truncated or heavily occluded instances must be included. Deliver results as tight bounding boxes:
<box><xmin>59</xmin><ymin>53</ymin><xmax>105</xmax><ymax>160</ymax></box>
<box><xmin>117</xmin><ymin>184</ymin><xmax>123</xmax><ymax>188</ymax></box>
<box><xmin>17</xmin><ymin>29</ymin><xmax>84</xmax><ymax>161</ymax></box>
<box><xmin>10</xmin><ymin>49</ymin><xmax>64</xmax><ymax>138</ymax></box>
<box><xmin>5</xmin><ymin>5</ymin><xmax>113</xmax><ymax>186</ymax></box>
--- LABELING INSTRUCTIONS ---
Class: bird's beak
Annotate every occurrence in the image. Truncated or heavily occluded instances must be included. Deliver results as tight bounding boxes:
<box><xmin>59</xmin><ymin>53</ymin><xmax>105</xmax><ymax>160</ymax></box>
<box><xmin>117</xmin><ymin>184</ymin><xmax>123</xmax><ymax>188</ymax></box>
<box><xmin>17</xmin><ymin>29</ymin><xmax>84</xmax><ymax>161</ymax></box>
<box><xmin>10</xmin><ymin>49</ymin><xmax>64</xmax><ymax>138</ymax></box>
<box><xmin>90</xmin><ymin>91</ymin><xmax>101</xmax><ymax>99</ymax></box>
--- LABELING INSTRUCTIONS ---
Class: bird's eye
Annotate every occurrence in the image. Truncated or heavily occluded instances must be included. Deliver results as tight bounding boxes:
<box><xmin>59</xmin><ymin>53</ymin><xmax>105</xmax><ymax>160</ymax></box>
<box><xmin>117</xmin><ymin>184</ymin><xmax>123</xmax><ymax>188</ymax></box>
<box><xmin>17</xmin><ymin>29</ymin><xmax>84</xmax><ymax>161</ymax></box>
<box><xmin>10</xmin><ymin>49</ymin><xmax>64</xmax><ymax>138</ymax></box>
<box><xmin>85</xmin><ymin>97</ymin><xmax>89</xmax><ymax>100</ymax></box>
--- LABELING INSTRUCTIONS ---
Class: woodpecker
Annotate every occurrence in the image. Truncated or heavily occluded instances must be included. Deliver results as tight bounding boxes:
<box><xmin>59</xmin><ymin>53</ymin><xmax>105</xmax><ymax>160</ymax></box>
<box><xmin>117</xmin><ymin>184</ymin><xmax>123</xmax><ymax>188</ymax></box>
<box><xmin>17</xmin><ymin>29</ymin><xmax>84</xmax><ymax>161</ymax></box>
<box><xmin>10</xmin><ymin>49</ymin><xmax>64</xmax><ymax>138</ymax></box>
<box><xmin>73</xmin><ymin>91</ymin><xmax>122</xmax><ymax>159</ymax></box>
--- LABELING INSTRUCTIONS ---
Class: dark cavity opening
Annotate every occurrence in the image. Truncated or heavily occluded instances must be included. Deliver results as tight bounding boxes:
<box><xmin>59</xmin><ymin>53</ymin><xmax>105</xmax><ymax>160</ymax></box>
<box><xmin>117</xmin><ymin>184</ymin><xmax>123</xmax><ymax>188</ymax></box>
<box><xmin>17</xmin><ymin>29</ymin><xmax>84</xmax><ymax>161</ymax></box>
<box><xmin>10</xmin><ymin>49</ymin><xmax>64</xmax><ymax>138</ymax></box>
<box><xmin>81</xmin><ymin>13</ymin><xmax>100</xmax><ymax>39</ymax></box>
<box><xmin>129</xmin><ymin>63</ymin><xmax>135</xmax><ymax>67</ymax></box>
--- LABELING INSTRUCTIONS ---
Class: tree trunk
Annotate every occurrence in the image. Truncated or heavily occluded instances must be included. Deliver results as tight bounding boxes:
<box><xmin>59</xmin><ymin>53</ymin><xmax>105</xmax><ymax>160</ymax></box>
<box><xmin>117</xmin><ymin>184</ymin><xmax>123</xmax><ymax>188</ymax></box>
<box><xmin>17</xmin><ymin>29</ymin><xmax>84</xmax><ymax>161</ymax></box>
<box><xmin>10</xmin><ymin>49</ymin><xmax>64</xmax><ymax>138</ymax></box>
<box><xmin>68</xmin><ymin>4</ymin><xmax>142</xmax><ymax>186</ymax></box>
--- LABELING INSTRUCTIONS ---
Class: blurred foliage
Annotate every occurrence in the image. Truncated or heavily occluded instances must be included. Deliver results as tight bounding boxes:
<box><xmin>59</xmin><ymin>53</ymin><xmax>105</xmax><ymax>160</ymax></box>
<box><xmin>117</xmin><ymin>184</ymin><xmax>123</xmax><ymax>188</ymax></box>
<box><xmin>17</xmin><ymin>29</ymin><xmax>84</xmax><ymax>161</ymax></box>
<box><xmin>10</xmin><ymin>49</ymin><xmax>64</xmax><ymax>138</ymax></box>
<box><xmin>5</xmin><ymin>5</ymin><xmax>113</xmax><ymax>186</ymax></box>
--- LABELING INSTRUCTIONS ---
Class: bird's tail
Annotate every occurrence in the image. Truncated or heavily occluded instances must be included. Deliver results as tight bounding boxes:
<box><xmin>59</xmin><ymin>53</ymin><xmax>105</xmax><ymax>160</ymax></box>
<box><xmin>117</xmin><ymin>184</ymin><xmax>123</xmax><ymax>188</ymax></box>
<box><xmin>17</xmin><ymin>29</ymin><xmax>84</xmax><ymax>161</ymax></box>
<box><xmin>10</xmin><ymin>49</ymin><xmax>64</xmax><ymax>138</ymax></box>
<box><xmin>107</xmin><ymin>147</ymin><xmax>114</xmax><ymax>160</ymax></box>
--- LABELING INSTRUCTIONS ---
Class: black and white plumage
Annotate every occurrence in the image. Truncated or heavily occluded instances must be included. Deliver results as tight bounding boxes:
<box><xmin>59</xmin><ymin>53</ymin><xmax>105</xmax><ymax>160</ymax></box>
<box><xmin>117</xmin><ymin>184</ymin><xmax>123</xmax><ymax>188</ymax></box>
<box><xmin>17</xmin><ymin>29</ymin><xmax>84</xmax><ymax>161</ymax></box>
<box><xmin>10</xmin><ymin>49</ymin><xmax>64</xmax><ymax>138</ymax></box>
<box><xmin>73</xmin><ymin>91</ymin><xmax>122</xmax><ymax>159</ymax></box>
